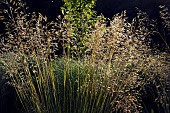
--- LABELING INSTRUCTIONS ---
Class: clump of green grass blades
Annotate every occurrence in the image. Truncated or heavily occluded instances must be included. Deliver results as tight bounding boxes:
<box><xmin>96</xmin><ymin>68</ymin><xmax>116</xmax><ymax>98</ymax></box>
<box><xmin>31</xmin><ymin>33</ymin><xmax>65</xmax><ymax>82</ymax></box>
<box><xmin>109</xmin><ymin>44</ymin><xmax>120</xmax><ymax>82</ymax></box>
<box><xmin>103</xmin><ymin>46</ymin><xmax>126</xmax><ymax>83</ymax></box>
<box><xmin>0</xmin><ymin>0</ymin><xmax>170</xmax><ymax>113</ymax></box>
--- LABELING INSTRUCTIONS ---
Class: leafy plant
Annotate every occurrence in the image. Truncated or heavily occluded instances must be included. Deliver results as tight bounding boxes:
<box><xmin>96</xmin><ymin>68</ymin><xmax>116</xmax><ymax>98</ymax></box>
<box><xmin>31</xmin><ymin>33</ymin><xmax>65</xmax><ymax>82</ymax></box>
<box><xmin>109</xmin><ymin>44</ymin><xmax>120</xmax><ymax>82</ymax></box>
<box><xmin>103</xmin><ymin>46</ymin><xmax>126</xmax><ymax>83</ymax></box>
<box><xmin>60</xmin><ymin>0</ymin><xmax>97</xmax><ymax>56</ymax></box>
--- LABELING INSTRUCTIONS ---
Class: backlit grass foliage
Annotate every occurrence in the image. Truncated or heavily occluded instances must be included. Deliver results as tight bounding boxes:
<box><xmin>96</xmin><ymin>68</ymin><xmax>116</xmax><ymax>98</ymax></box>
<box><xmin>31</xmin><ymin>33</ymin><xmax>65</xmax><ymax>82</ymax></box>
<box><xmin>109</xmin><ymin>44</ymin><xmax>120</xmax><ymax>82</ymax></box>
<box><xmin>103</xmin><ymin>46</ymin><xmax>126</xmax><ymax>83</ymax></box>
<box><xmin>0</xmin><ymin>0</ymin><xmax>169</xmax><ymax>113</ymax></box>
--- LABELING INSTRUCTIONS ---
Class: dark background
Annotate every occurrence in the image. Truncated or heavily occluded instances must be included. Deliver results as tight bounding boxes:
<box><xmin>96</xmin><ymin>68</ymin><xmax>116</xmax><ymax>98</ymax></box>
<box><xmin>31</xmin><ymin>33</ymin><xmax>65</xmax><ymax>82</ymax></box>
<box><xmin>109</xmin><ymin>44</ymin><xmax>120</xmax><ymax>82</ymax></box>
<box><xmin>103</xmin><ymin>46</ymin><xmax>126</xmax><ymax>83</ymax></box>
<box><xmin>0</xmin><ymin>0</ymin><xmax>170</xmax><ymax>34</ymax></box>
<box><xmin>24</xmin><ymin>0</ymin><xmax>170</xmax><ymax>20</ymax></box>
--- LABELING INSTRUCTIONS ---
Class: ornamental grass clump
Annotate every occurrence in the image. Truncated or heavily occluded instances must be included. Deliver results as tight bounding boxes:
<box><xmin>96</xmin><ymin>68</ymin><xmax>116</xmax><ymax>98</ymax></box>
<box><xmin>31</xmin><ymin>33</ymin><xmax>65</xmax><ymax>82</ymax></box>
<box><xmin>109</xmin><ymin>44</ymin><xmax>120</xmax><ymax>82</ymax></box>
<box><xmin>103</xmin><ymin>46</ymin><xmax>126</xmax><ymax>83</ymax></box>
<box><xmin>0</xmin><ymin>0</ymin><xmax>170</xmax><ymax>113</ymax></box>
<box><xmin>0</xmin><ymin>0</ymin><xmax>59</xmax><ymax>113</ymax></box>
<box><xmin>0</xmin><ymin>0</ymin><xmax>113</xmax><ymax>113</ymax></box>
<box><xmin>83</xmin><ymin>11</ymin><xmax>170</xmax><ymax>113</ymax></box>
